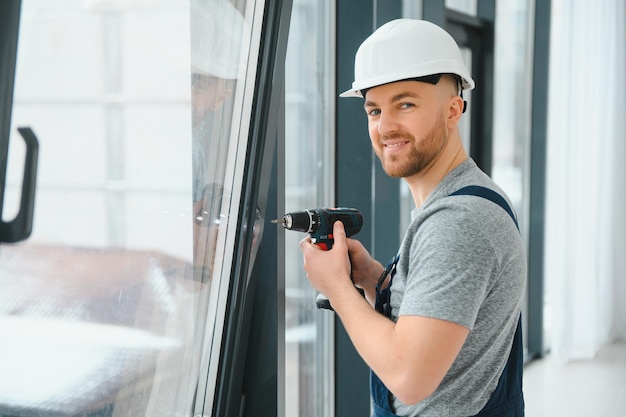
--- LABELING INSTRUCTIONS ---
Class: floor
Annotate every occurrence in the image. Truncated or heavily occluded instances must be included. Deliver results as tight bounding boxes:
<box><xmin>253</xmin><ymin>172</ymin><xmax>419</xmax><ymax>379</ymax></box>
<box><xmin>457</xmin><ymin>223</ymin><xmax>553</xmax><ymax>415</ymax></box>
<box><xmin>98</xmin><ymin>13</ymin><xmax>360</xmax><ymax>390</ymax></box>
<box><xmin>523</xmin><ymin>341</ymin><xmax>626</xmax><ymax>416</ymax></box>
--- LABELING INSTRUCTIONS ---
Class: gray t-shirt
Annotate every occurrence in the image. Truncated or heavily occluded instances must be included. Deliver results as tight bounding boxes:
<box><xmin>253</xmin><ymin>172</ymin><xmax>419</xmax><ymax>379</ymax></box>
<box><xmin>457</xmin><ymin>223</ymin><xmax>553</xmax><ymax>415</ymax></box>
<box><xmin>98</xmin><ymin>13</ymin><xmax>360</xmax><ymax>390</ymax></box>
<box><xmin>390</xmin><ymin>159</ymin><xmax>527</xmax><ymax>417</ymax></box>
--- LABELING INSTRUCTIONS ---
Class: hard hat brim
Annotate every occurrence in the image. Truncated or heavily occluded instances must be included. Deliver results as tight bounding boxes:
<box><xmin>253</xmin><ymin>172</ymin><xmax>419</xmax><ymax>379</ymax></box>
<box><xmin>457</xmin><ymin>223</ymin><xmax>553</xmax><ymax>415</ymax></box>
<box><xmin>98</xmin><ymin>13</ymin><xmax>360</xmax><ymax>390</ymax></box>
<box><xmin>339</xmin><ymin>74</ymin><xmax>475</xmax><ymax>99</ymax></box>
<box><xmin>339</xmin><ymin>88</ymin><xmax>364</xmax><ymax>98</ymax></box>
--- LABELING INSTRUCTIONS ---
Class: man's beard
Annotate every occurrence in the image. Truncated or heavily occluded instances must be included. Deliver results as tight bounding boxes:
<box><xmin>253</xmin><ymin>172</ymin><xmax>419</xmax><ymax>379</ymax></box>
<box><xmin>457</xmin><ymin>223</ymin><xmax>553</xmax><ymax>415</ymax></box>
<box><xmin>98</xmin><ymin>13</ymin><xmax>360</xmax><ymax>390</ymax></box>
<box><xmin>375</xmin><ymin>111</ymin><xmax>448</xmax><ymax>178</ymax></box>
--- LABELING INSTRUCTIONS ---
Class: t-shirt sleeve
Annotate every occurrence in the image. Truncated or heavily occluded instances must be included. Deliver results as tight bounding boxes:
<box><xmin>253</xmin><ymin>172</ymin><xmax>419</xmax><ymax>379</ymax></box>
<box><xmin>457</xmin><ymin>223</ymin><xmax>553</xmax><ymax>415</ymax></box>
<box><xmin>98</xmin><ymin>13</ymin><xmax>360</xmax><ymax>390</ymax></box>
<box><xmin>397</xmin><ymin>202</ymin><xmax>498</xmax><ymax>330</ymax></box>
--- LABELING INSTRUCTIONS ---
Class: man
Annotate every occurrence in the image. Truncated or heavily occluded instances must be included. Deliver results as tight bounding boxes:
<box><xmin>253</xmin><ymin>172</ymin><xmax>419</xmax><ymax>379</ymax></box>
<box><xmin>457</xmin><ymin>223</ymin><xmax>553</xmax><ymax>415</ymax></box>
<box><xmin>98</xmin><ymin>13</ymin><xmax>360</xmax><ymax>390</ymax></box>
<box><xmin>299</xmin><ymin>19</ymin><xmax>526</xmax><ymax>416</ymax></box>
<box><xmin>190</xmin><ymin>0</ymin><xmax>255</xmax><ymax>278</ymax></box>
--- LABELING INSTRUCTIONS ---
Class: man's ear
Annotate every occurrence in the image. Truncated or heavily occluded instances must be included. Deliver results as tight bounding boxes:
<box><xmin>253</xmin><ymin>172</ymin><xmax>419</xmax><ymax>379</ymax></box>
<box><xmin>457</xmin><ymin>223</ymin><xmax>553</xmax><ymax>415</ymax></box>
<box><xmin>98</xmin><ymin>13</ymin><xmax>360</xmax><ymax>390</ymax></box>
<box><xmin>447</xmin><ymin>95</ymin><xmax>464</xmax><ymax>125</ymax></box>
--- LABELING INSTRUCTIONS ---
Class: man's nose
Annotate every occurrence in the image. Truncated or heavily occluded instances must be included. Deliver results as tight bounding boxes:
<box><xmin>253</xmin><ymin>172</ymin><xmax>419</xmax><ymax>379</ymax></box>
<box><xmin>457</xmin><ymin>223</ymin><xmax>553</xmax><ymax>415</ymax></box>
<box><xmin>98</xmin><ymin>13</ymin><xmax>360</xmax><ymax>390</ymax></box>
<box><xmin>377</xmin><ymin>112</ymin><xmax>399</xmax><ymax>136</ymax></box>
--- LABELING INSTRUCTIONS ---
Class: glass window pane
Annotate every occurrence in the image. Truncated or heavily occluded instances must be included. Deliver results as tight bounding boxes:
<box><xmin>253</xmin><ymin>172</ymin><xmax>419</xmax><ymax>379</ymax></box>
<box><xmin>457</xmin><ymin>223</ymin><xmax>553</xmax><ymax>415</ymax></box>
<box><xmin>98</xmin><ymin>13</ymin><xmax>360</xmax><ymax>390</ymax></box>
<box><xmin>1</xmin><ymin>2</ymin><xmax>196</xmax><ymax>415</ymax></box>
<box><xmin>491</xmin><ymin>0</ymin><xmax>535</xmax><ymax>358</ymax></box>
<box><xmin>190</xmin><ymin>0</ymin><xmax>254</xmax><ymax>279</ymax></box>
<box><xmin>0</xmin><ymin>0</ymin><xmax>255</xmax><ymax>415</ymax></box>
<box><xmin>492</xmin><ymin>0</ymin><xmax>533</xmax><ymax>235</ymax></box>
<box><xmin>284</xmin><ymin>0</ymin><xmax>335</xmax><ymax>416</ymax></box>
<box><xmin>190</xmin><ymin>0</ymin><xmax>258</xmax><ymax>412</ymax></box>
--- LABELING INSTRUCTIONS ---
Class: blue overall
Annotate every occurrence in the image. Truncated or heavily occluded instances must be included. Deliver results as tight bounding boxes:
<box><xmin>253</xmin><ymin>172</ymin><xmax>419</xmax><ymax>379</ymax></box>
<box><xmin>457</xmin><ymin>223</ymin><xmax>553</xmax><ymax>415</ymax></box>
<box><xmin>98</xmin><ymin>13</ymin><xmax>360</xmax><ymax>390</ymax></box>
<box><xmin>371</xmin><ymin>186</ymin><xmax>525</xmax><ymax>417</ymax></box>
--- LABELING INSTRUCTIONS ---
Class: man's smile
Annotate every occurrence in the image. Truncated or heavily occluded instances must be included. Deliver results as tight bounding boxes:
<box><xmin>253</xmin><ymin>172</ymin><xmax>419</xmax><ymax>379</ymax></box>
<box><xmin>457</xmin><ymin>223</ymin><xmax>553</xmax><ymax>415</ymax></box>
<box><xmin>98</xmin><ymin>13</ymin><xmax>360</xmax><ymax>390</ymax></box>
<box><xmin>383</xmin><ymin>140</ymin><xmax>410</xmax><ymax>154</ymax></box>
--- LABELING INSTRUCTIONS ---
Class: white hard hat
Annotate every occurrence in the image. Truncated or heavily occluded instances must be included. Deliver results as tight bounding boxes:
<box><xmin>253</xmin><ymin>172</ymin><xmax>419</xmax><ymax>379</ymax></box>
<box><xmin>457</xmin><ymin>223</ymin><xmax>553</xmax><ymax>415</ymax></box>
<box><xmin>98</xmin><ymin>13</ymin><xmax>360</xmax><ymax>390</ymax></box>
<box><xmin>190</xmin><ymin>0</ymin><xmax>250</xmax><ymax>79</ymax></box>
<box><xmin>340</xmin><ymin>19</ymin><xmax>475</xmax><ymax>98</ymax></box>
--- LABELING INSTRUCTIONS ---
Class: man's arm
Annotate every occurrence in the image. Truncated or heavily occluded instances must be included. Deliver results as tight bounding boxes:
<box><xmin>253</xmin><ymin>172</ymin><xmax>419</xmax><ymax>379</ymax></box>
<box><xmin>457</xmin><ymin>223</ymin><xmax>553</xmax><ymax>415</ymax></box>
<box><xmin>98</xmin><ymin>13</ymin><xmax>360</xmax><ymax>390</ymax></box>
<box><xmin>343</xmin><ymin>237</ymin><xmax>384</xmax><ymax>306</ymax></box>
<box><xmin>300</xmin><ymin>222</ymin><xmax>469</xmax><ymax>405</ymax></box>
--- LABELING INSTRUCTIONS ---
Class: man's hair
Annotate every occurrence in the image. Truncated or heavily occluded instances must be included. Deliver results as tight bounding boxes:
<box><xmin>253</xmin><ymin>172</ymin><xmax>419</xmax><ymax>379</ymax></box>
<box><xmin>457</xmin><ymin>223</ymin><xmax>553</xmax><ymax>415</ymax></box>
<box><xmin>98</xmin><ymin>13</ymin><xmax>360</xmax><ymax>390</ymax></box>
<box><xmin>440</xmin><ymin>74</ymin><xmax>463</xmax><ymax>97</ymax></box>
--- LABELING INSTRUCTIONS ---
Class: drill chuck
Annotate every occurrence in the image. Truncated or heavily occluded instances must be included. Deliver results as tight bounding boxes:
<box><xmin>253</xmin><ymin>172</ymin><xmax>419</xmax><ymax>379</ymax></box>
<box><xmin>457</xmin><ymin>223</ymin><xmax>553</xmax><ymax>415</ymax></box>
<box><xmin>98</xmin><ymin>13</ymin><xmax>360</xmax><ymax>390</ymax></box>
<box><xmin>280</xmin><ymin>209</ymin><xmax>319</xmax><ymax>233</ymax></box>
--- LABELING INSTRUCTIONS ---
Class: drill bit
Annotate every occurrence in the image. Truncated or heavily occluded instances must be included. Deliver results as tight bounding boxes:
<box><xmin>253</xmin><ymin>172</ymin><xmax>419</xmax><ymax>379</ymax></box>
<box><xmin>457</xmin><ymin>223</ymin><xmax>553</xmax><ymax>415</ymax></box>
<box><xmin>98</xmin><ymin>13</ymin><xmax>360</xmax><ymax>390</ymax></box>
<box><xmin>271</xmin><ymin>214</ymin><xmax>294</xmax><ymax>230</ymax></box>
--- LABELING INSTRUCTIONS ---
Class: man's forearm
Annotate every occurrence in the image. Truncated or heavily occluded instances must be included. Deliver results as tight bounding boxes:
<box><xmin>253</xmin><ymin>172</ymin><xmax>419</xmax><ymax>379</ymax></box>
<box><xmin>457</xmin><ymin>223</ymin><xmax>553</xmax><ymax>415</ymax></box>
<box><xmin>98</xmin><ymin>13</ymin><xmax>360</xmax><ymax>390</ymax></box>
<box><xmin>354</xmin><ymin>259</ymin><xmax>385</xmax><ymax>307</ymax></box>
<box><xmin>327</xmin><ymin>282</ymin><xmax>469</xmax><ymax>406</ymax></box>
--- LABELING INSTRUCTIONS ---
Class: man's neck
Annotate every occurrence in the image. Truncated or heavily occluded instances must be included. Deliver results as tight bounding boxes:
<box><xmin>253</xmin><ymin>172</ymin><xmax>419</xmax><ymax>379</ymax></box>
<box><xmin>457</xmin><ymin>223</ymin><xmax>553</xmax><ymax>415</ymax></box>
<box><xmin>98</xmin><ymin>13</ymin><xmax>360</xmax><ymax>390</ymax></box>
<box><xmin>405</xmin><ymin>142</ymin><xmax>468</xmax><ymax>208</ymax></box>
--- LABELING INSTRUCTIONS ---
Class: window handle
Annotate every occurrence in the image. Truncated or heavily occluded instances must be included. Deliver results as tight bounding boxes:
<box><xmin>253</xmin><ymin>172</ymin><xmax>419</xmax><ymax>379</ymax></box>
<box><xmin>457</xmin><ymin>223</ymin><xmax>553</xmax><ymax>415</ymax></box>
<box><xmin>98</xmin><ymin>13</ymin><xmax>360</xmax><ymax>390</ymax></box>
<box><xmin>0</xmin><ymin>127</ymin><xmax>38</xmax><ymax>243</ymax></box>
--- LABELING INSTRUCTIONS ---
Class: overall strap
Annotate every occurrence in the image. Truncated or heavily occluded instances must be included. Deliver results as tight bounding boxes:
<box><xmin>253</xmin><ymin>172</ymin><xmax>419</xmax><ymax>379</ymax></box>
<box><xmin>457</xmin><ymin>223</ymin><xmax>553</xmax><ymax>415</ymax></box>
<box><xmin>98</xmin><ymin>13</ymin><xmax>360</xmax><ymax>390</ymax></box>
<box><xmin>449</xmin><ymin>185</ymin><xmax>519</xmax><ymax>230</ymax></box>
<box><xmin>450</xmin><ymin>185</ymin><xmax>525</xmax><ymax>416</ymax></box>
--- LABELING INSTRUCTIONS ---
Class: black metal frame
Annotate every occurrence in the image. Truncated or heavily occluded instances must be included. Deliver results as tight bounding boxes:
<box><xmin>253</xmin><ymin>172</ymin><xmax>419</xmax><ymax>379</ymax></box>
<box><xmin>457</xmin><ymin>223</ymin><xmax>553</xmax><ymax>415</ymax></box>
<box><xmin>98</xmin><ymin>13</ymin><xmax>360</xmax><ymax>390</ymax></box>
<box><xmin>0</xmin><ymin>0</ymin><xmax>38</xmax><ymax>245</ymax></box>
<box><xmin>526</xmin><ymin>0</ymin><xmax>551</xmax><ymax>360</ymax></box>
<box><xmin>0</xmin><ymin>1</ymin><xmax>20</xmax><ymax>179</ymax></box>
<box><xmin>0</xmin><ymin>0</ymin><xmax>21</xmax><ymax>238</ymax></box>
<box><xmin>210</xmin><ymin>1</ymin><xmax>292</xmax><ymax>416</ymax></box>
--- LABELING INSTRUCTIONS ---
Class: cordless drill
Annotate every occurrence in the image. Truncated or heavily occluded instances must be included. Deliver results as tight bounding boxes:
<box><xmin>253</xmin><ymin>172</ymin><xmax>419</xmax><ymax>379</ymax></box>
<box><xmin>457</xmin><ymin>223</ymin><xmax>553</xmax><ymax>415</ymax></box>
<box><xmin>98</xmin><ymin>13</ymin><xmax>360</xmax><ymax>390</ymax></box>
<box><xmin>272</xmin><ymin>207</ymin><xmax>363</xmax><ymax>310</ymax></box>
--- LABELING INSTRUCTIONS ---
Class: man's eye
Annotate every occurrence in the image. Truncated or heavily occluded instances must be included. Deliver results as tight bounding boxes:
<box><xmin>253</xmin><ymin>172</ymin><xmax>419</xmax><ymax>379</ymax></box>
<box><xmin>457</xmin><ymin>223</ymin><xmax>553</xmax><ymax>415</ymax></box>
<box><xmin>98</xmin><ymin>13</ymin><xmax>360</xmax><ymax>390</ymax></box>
<box><xmin>400</xmin><ymin>102</ymin><xmax>414</xmax><ymax>109</ymax></box>
<box><xmin>367</xmin><ymin>109</ymin><xmax>381</xmax><ymax>116</ymax></box>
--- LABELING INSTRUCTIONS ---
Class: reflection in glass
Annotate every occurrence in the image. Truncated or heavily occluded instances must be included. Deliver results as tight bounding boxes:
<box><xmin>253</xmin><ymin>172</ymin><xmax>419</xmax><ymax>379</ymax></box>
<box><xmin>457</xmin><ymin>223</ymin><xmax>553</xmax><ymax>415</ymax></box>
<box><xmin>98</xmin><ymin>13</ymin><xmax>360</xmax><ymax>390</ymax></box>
<box><xmin>191</xmin><ymin>0</ymin><xmax>249</xmax><ymax>279</ymax></box>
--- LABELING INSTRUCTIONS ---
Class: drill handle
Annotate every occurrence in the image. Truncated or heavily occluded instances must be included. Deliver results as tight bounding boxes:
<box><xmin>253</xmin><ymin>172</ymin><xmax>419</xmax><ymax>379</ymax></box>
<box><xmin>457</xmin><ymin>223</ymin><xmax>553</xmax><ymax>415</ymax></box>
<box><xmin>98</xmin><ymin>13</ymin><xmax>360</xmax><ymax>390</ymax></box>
<box><xmin>311</xmin><ymin>233</ymin><xmax>333</xmax><ymax>251</ymax></box>
<box><xmin>316</xmin><ymin>294</ymin><xmax>333</xmax><ymax>310</ymax></box>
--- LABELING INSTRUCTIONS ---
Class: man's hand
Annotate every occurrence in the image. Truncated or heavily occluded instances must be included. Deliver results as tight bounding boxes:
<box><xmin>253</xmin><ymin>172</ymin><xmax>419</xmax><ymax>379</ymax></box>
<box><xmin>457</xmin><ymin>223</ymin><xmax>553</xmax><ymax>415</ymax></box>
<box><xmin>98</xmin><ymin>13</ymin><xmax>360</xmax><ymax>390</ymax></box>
<box><xmin>345</xmin><ymin>237</ymin><xmax>384</xmax><ymax>295</ymax></box>
<box><xmin>299</xmin><ymin>221</ymin><xmax>353</xmax><ymax>301</ymax></box>
<box><xmin>299</xmin><ymin>221</ymin><xmax>384</xmax><ymax>307</ymax></box>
